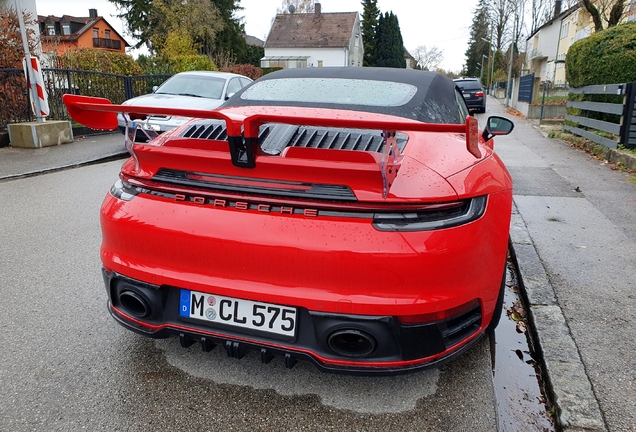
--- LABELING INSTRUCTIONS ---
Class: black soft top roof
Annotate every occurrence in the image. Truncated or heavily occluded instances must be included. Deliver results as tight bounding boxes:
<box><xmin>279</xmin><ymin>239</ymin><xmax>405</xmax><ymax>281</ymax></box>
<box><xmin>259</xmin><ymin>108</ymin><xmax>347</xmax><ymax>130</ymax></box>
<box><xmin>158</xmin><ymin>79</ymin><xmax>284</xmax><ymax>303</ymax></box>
<box><xmin>224</xmin><ymin>67</ymin><xmax>465</xmax><ymax>124</ymax></box>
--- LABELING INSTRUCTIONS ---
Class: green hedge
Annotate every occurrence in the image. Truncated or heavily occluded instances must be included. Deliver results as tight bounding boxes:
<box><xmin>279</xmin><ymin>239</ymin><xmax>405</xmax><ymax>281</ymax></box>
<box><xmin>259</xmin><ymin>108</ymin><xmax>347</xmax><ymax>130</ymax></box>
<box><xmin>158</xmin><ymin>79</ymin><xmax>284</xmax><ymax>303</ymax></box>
<box><xmin>566</xmin><ymin>23</ymin><xmax>636</xmax><ymax>87</ymax></box>
<box><xmin>58</xmin><ymin>48</ymin><xmax>143</xmax><ymax>75</ymax></box>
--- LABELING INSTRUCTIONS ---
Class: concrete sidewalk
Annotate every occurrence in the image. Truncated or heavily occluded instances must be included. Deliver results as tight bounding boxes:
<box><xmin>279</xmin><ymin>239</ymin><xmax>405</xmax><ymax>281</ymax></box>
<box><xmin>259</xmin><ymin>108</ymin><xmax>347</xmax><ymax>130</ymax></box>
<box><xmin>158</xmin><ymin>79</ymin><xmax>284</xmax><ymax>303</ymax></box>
<box><xmin>0</xmin><ymin>132</ymin><xmax>127</xmax><ymax>181</ymax></box>
<box><xmin>489</xmin><ymin>97</ymin><xmax>636</xmax><ymax>432</ymax></box>
<box><xmin>2</xmin><ymin>107</ymin><xmax>635</xmax><ymax>431</ymax></box>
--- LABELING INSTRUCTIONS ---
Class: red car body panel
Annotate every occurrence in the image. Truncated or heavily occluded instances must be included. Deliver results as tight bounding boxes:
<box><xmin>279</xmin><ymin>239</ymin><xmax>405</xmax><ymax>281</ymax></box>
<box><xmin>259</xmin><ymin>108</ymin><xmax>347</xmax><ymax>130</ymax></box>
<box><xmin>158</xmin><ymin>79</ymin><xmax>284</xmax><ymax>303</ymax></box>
<box><xmin>64</xmin><ymin>69</ymin><xmax>514</xmax><ymax>373</ymax></box>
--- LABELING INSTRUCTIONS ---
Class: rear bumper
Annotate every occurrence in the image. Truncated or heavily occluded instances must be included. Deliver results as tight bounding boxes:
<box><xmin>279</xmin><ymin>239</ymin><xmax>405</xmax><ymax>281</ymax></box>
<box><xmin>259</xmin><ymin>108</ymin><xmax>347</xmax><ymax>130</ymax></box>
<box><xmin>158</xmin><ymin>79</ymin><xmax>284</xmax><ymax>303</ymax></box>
<box><xmin>465</xmin><ymin>98</ymin><xmax>486</xmax><ymax>111</ymax></box>
<box><xmin>104</xmin><ymin>269</ymin><xmax>487</xmax><ymax>374</ymax></box>
<box><xmin>100</xmin><ymin>185</ymin><xmax>511</xmax><ymax>372</ymax></box>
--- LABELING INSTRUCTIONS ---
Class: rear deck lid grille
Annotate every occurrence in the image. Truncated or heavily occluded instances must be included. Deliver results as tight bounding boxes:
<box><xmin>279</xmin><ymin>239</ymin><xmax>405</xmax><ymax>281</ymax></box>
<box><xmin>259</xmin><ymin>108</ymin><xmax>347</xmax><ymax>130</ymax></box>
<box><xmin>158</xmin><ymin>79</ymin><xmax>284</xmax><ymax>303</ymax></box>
<box><xmin>178</xmin><ymin>121</ymin><xmax>407</xmax><ymax>155</ymax></box>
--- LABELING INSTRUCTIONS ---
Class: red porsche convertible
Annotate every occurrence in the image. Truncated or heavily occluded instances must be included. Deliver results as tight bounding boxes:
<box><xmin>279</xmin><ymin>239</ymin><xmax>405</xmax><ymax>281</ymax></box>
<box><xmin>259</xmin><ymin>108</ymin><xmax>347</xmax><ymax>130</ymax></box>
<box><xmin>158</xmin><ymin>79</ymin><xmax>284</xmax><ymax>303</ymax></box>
<box><xmin>64</xmin><ymin>67</ymin><xmax>514</xmax><ymax>374</ymax></box>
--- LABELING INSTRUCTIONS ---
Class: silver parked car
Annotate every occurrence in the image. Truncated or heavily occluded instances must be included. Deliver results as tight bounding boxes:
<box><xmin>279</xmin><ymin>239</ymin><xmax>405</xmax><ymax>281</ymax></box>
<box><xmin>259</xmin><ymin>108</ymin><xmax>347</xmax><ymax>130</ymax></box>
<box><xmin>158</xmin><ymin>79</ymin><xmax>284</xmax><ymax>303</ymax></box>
<box><xmin>117</xmin><ymin>71</ymin><xmax>253</xmax><ymax>136</ymax></box>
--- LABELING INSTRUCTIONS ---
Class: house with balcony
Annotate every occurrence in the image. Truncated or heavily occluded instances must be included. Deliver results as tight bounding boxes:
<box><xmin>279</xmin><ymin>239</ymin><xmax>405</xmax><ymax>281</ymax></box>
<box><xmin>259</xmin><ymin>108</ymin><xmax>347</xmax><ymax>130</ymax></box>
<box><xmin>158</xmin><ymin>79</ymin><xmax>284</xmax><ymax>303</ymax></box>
<box><xmin>38</xmin><ymin>8</ymin><xmax>129</xmax><ymax>56</ymax></box>
<box><xmin>525</xmin><ymin>2</ymin><xmax>584</xmax><ymax>88</ymax></box>
<box><xmin>262</xmin><ymin>3</ymin><xmax>363</xmax><ymax>68</ymax></box>
<box><xmin>525</xmin><ymin>0</ymin><xmax>636</xmax><ymax>88</ymax></box>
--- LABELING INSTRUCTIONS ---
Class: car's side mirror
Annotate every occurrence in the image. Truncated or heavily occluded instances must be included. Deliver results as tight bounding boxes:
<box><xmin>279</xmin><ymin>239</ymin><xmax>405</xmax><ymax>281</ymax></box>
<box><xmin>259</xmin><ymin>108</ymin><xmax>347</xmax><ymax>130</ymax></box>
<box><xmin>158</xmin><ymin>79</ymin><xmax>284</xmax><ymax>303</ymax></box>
<box><xmin>152</xmin><ymin>86</ymin><xmax>159</xmax><ymax>93</ymax></box>
<box><xmin>482</xmin><ymin>116</ymin><xmax>514</xmax><ymax>141</ymax></box>
<box><xmin>225</xmin><ymin>92</ymin><xmax>235</xmax><ymax>100</ymax></box>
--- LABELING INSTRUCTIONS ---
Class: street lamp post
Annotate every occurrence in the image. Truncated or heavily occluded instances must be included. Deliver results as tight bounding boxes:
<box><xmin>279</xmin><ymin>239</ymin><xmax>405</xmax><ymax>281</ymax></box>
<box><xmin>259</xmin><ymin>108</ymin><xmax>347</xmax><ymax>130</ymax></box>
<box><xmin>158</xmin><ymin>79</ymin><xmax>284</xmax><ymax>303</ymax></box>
<box><xmin>505</xmin><ymin>4</ymin><xmax>520</xmax><ymax>107</ymax></box>
<box><xmin>481</xmin><ymin>27</ymin><xmax>494</xmax><ymax>94</ymax></box>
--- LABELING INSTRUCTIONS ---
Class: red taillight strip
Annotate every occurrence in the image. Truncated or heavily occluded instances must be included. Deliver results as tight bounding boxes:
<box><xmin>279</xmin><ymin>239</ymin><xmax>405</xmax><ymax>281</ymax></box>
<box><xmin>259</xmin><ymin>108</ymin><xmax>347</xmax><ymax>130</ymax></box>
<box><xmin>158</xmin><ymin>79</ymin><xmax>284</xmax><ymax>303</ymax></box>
<box><xmin>122</xmin><ymin>173</ymin><xmax>466</xmax><ymax>213</ymax></box>
<box><xmin>111</xmin><ymin>305</ymin><xmax>482</xmax><ymax>368</ymax></box>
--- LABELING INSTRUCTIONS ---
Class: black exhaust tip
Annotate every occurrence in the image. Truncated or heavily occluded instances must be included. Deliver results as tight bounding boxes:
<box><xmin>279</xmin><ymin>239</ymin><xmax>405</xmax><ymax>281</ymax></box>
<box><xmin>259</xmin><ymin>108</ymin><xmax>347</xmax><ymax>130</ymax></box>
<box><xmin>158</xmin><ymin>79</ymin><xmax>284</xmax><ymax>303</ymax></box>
<box><xmin>119</xmin><ymin>290</ymin><xmax>151</xmax><ymax>318</ymax></box>
<box><xmin>327</xmin><ymin>329</ymin><xmax>377</xmax><ymax>358</ymax></box>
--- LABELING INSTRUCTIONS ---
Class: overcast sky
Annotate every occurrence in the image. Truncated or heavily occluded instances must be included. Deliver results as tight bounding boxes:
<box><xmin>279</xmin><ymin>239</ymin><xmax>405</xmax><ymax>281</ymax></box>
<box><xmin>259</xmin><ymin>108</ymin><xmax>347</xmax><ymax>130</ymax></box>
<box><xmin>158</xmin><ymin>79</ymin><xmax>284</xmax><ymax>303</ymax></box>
<box><xmin>35</xmin><ymin>0</ymin><xmax>477</xmax><ymax>72</ymax></box>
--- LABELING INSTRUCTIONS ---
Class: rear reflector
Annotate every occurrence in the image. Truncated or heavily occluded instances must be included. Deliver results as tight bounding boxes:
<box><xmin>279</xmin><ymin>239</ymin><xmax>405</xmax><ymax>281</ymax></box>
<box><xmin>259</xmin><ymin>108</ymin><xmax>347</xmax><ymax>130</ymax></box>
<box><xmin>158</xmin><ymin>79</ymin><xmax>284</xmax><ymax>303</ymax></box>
<box><xmin>398</xmin><ymin>299</ymin><xmax>481</xmax><ymax>324</ymax></box>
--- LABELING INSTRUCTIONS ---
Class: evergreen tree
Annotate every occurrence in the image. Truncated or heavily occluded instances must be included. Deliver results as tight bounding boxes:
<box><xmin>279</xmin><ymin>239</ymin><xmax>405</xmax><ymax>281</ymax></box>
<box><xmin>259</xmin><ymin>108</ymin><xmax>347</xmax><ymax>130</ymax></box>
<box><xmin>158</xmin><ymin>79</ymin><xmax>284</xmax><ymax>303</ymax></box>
<box><xmin>209</xmin><ymin>0</ymin><xmax>248</xmax><ymax>62</ymax></box>
<box><xmin>107</xmin><ymin>0</ymin><xmax>247</xmax><ymax>61</ymax></box>
<box><xmin>463</xmin><ymin>0</ymin><xmax>490</xmax><ymax>77</ymax></box>
<box><xmin>243</xmin><ymin>44</ymin><xmax>265</xmax><ymax>67</ymax></box>
<box><xmin>375</xmin><ymin>12</ymin><xmax>405</xmax><ymax>68</ymax></box>
<box><xmin>360</xmin><ymin>0</ymin><xmax>379</xmax><ymax>67</ymax></box>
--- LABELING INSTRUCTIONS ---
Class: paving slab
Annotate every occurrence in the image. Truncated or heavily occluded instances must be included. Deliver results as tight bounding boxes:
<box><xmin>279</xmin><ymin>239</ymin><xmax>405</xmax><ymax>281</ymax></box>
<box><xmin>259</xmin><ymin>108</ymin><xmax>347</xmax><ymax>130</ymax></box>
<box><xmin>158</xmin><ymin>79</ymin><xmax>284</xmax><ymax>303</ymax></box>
<box><xmin>490</xmin><ymin>97</ymin><xmax>636</xmax><ymax>431</ymax></box>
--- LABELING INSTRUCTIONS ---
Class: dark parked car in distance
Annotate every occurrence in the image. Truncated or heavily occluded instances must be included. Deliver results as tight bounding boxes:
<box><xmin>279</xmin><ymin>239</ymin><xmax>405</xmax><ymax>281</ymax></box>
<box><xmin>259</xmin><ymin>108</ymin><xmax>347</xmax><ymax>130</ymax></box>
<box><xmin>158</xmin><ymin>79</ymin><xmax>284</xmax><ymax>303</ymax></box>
<box><xmin>454</xmin><ymin>77</ymin><xmax>486</xmax><ymax>113</ymax></box>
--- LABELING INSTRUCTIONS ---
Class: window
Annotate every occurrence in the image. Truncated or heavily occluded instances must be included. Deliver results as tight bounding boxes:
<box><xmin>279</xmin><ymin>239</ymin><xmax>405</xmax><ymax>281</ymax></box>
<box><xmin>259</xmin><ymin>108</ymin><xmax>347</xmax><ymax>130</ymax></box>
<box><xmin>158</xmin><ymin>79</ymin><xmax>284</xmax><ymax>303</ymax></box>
<box><xmin>560</xmin><ymin>22</ymin><xmax>569</xmax><ymax>39</ymax></box>
<box><xmin>355</xmin><ymin>34</ymin><xmax>359</xmax><ymax>47</ymax></box>
<box><xmin>93</xmin><ymin>28</ymin><xmax>99</xmax><ymax>38</ymax></box>
<box><xmin>155</xmin><ymin>74</ymin><xmax>227</xmax><ymax>100</ymax></box>
<box><xmin>241</xmin><ymin>78</ymin><xmax>418</xmax><ymax>108</ymax></box>
<box><xmin>455</xmin><ymin>89</ymin><xmax>470</xmax><ymax>121</ymax></box>
<box><xmin>62</xmin><ymin>24</ymin><xmax>70</xmax><ymax>35</ymax></box>
<box><xmin>47</xmin><ymin>25</ymin><xmax>55</xmax><ymax>35</ymax></box>
<box><xmin>226</xmin><ymin>78</ymin><xmax>243</xmax><ymax>98</ymax></box>
<box><xmin>105</xmin><ymin>30</ymin><xmax>111</xmax><ymax>39</ymax></box>
<box><xmin>260</xmin><ymin>56</ymin><xmax>309</xmax><ymax>69</ymax></box>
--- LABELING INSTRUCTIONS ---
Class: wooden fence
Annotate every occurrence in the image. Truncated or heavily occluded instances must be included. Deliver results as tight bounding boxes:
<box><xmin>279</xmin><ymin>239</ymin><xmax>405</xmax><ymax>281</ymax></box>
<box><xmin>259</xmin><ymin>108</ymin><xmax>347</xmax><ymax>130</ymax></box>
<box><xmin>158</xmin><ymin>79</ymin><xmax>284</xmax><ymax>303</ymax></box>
<box><xmin>565</xmin><ymin>83</ymin><xmax>636</xmax><ymax>149</ymax></box>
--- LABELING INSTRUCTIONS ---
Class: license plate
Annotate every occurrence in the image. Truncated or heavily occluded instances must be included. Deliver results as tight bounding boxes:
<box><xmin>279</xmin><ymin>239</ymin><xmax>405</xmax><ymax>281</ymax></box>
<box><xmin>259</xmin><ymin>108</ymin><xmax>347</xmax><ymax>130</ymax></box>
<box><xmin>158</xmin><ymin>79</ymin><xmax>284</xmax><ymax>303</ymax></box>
<box><xmin>179</xmin><ymin>290</ymin><xmax>297</xmax><ymax>337</ymax></box>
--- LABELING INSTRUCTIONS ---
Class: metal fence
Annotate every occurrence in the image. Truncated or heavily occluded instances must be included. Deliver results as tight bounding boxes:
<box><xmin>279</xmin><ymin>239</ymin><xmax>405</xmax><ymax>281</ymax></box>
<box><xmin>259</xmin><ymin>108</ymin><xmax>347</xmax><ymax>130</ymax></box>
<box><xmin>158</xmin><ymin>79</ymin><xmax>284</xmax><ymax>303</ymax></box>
<box><xmin>518</xmin><ymin>74</ymin><xmax>534</xmax><ymax>104</ymax></box>
<box><xmin>0</xmin><ymin>68</ymin><xmax>172</xmax><ymax>129</ymax></box>
<box><xmin>565</xmin><ymin>82</ymin><xmax>636</xmax><ymax>149</ymax></box>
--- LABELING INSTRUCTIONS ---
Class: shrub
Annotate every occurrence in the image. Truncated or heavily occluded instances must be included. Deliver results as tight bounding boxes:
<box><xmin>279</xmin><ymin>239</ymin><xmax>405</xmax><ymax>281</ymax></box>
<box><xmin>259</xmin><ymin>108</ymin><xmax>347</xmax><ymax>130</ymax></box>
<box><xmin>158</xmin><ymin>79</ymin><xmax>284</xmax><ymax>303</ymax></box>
<box><xmin>261</xmin><ymin>67</ymin><xmax>283</xmax><ymax>76</ymax></box>
<box><xmin>169</xmin><ymin>54</ymin><xmax>217</xmax><ymax>73</ymax></box>
<box><xmin>220</xmin><ymin>64</ymin><xmax>262</xmax><ymax>80</ymax></box>
<box><xmin>566</xmin><ymin>23</ymin><xmax>636</xmax><ymax>87</ymax></box>
<box><xmin>0</xmin><ymin>6</ymin><xmax>38</xmax><ymax>125</ymax></box>
<box><xmin>57</xmin><ymin>48</ymin><xmax>143</xmax><ymax>75</ymax></box>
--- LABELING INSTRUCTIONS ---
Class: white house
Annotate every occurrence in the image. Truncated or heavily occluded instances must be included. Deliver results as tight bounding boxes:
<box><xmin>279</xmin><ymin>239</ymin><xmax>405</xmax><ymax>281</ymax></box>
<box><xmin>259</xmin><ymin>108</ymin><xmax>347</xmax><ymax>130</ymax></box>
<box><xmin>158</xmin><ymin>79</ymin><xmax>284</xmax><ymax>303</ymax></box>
<box><xmin>262</xmin><ymin>3</ymin><xmax>363</xmax><ymax>68</ymax></box>
<box><xmin>525</xmin><ymin>2</ymin><xmax>578</xmax><ymax>85</ymax></box>
<box><xmin>525</xmin><ymin>0</ymin><xmax>636</xmax><ymax>87</ymax></box>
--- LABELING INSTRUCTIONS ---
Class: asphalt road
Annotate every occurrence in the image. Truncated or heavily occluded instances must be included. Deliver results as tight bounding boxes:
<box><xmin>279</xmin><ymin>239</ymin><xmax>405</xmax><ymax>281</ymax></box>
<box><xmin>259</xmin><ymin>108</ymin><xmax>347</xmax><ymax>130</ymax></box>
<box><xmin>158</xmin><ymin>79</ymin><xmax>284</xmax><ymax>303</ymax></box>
<box><xmin>0</xmin><ymin>161</ymin><xmax>500</xmax><ymax>431</ymax></box>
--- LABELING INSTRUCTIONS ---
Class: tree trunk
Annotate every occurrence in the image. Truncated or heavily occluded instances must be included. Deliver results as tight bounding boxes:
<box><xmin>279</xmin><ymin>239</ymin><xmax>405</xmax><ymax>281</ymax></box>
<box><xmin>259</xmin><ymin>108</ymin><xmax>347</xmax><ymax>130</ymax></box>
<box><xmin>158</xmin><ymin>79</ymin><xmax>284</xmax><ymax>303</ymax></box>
<box><xmin>608</xmin><ymin>0</ymin><xmax>626</xmax><ymax>27</ymax></box>
<box><xmin>581</xmin><ymin>0</ymin><xmax>603</xmax><ymax>31</ymax></box>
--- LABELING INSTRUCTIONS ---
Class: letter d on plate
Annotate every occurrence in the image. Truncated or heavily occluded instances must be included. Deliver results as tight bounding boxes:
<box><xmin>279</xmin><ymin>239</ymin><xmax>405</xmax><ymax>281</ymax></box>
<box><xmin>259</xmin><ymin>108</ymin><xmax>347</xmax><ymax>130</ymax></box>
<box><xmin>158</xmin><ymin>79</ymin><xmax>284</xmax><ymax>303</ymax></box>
<box><xmin>180</xmin><ymin>290</ymin><xmax>191</xmax><ymax>317</ymax></box>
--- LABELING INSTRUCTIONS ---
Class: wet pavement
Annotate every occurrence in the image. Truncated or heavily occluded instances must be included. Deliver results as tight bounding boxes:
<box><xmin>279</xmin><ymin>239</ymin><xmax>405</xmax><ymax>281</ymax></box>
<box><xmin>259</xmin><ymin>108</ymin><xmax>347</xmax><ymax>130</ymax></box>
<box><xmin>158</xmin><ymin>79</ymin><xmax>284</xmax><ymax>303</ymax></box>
<box><xmin>492</xmin><ymin>263</ymin><xmax>554</xmax><ymax>431</ymax></box>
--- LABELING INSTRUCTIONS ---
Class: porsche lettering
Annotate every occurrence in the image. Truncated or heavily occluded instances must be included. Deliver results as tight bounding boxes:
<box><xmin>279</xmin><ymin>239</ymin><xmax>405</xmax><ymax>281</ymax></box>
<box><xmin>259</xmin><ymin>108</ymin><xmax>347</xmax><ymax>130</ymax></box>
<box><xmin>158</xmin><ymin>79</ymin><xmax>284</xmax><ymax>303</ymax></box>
<box><xmin>172</xmin><ymin>194</ymin><xmax>318</xmax><ymax>216</ymax></box>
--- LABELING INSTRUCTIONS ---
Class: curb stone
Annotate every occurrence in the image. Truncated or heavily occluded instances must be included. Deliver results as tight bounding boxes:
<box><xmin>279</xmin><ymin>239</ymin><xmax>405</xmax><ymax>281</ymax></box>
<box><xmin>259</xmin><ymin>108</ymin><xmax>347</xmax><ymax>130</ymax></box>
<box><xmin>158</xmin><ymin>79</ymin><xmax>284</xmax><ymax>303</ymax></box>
<box><xmin>509</xmin><ymin>204</ymin><xmax>607</xmax><ymax>432</ymax></box>
<box><xmin>0</xmin><ymin>151</ymin><xmax>128</xmax><ymax>182</ymax></box>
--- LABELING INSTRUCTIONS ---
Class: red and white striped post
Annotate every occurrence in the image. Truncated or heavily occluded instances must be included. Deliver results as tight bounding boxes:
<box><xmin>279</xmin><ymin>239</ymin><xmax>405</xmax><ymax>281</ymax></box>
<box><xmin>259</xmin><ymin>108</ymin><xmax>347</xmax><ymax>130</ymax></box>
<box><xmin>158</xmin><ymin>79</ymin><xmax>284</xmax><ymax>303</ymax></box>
<box><xmin>22</xmin><ymin>57</ymin><xmax>50</xmax><ymax>118</ymax></box>
<box><xmin>14</xmin><ymin>0</ymin><xmax>46</xmax><ymax>123</ymax></box>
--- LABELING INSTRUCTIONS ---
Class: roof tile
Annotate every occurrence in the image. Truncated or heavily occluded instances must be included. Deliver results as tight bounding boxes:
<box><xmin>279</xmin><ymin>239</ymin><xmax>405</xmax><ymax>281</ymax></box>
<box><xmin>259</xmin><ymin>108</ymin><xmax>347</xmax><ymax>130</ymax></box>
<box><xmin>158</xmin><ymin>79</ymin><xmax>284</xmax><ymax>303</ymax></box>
<box><xmin>265</xmin><ymin>12</ymin><xmax>357</xmax><ymax>48</ymax></box>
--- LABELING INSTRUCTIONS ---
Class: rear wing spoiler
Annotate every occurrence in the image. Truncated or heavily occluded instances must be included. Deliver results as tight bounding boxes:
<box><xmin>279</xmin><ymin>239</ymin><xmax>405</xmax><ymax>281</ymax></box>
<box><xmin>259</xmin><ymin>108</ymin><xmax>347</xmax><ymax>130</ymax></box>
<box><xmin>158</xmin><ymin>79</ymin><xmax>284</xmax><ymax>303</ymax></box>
<box><xmin>63</xmin><ymin>94</ymin><xmax>481</xmax><ymax>197</ymax></box>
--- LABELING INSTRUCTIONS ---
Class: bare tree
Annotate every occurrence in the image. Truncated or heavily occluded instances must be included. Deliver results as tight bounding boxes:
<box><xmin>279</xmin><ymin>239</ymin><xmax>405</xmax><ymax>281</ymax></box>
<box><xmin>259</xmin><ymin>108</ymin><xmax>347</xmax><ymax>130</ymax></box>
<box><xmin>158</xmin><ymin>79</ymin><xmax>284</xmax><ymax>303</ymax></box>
<box><xmin>491</xmin><ymin>0</ymin><xmax>514</xmax><ymax>50</ymax></box>
<box><xmin>580</xmin><ymin>0</ymin><xmax>628</xmax><ymax>31</ymax></box>
<box><xmin>527</xmin><ymin>0</ymin><xmax>553</xmax><ymax>34</ymax></box>
<box><xmin>412</xmin><ymin>45</ymin><xmax>444</xmax><ymax>70</ymax></box>
<box><xmin>276</xmin><ymin>0</ymin><xmax>316</xmax><ymax>14</ymax></box>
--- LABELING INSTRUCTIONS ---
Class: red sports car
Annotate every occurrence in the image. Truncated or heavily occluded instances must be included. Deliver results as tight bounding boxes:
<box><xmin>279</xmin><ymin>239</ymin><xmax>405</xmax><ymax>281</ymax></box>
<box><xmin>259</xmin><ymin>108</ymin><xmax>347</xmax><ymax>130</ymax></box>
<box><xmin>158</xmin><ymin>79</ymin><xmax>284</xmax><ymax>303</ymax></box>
<box><xmin>64</xmin><ymin>67</ymin><xmax>514</xmax><ymax>374</ymax></box>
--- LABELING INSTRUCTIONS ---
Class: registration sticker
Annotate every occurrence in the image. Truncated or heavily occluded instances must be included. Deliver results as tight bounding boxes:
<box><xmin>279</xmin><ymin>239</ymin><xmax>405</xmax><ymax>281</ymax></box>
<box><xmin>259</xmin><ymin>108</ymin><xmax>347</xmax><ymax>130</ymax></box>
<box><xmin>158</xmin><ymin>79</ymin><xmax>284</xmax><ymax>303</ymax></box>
<box><xmin>180</xmin><ymin>290</ymin><xmax>297</xmax><ymax>337</ymax></box>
